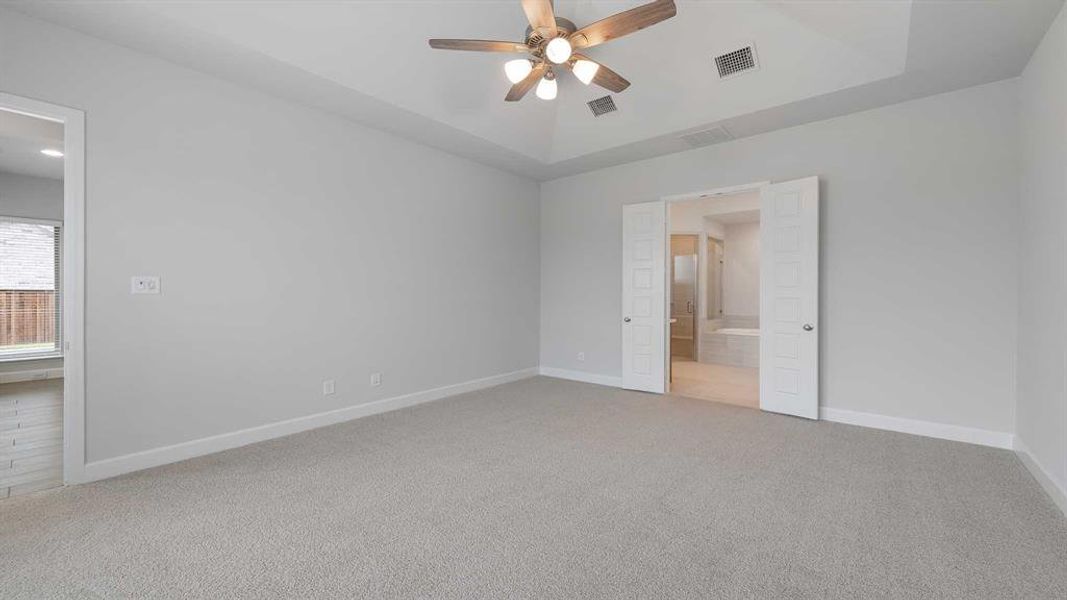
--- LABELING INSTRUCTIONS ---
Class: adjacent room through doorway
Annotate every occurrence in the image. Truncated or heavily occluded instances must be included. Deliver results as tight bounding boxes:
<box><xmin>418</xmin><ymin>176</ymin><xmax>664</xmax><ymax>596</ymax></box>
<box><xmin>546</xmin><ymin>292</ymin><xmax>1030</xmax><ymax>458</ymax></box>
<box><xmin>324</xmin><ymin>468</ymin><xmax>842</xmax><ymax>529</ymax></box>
<box><xmin>668</xmin><ymin>189</ymin><xmax>761</xmax><ymax>408</ymax></box>
<box><xmin>0</xmin><ymin>108</ymin><xmax>66</xmax><ymax>499</ymax></box>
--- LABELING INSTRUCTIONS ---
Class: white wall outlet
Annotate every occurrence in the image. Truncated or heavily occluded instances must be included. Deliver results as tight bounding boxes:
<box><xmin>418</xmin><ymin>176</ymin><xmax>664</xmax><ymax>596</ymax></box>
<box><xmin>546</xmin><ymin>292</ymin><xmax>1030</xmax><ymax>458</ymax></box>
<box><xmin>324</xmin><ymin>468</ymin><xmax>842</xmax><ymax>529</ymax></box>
<box><xmin>370</xmin><ymin>373</ymin><xmax>382</xmax><ymax>387</ymax></box>
<box><xmin>131</xmin><ymin>276</ymin><xmax>160</xmax><ymax>294</ymax></box>
<box><xmin>577</xmin><ymin>352</ymin><xmax>585</xmax><ymax>362</ymax></box>
<box><xmin>322</xmin><ymin>379</ymin><xmax>336</xmax><ymax>396</ymax></box>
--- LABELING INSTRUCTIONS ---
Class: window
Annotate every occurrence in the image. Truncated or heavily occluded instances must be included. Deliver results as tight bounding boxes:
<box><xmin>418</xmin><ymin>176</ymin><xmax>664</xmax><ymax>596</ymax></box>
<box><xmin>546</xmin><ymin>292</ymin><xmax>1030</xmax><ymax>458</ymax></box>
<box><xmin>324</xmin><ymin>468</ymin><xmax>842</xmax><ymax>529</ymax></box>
<box><xmin>0</xmin><ymin>217</ymin><xmax>62</xmax><ymax>360</ymax></box>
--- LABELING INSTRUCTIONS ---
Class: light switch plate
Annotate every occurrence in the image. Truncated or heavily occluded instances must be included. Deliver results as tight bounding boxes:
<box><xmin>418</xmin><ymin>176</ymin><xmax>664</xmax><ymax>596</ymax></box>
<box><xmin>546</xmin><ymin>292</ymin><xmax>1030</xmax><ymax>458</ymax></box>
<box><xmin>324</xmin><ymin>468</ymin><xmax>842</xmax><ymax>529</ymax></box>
<box><xmin>131</xmin><ymin>276</ymin><xmax>160</xmax><ymax>294</ymax></box>
<box><xmin>370</xmin><ymin>373</ymin><xmax>382</xmax><ymax>387</ymax></box>
<box><xmin>322</xmin><ymin>380</ymin><xmax>336</xmax><ymax>395</ymax></box>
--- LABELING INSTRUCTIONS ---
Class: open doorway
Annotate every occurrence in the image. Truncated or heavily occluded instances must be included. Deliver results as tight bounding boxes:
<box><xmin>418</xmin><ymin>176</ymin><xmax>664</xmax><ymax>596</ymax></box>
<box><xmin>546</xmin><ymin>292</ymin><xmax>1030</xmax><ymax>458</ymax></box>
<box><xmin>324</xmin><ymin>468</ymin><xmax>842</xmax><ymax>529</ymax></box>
<box><xmin>0</xmin><ymin>94</ymin><xmax>85</xmax><ymax>497</ymax></box>
<box><xmin>0</xmin><ymin>108</ymin><xmax>66</xmax><ymax>498</ymax></box>
<box><xmin>621</xmin><ymin>178</ymin><xmax>819</xmax><ymax>418</ymax></box>
<box><xmin>668</xmin><ymin>190</ymin><xmax>761</xmax><ymax>408</ymax></box>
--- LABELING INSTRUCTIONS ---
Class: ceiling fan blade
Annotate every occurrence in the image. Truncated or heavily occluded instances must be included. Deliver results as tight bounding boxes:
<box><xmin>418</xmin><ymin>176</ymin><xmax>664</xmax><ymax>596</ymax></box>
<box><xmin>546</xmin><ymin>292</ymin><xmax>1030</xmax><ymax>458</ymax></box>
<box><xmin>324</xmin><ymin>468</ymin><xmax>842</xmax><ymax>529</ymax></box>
<box><xmin>521</xmin><ymin>0</ymin><xmax>557</xmax><ymax>36</ymax></box>
<box><xmin>570</xmin><ymin>0</ymin><xmax>677</xmax><ymax>49</ymax></box>
<box><xmin>506</xmin><ymin>62</ymin><xmax>547</xmax><ymax>102</ymax></box>
<box><xmin>569</xmin><ymin>55</ymin><xmax>630</xmax><ymax>93</ymax></box>
<box><xmin>429</xmin><ymin>39</ymin><xmax>529</xmax><ymax>53</ymax></box>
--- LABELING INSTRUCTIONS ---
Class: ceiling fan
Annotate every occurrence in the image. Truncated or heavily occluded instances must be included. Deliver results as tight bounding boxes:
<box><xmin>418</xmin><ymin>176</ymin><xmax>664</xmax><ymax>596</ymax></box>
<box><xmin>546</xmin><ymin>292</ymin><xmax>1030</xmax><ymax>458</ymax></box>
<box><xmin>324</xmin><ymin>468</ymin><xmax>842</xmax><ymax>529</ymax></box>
<box><xmin>429</xmin><ymin>0</ymin><xmax>677</xmax><ymax>102</ymax></box>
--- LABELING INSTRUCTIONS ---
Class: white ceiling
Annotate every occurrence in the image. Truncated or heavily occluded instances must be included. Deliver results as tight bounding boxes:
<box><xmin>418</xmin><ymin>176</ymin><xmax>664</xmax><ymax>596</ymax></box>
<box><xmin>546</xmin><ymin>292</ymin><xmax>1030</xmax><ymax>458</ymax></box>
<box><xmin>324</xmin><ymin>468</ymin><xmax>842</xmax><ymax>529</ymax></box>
<box><xmin>0</xmin><ymin>109</ymin><xmax>65</xmax><ymax>180</ymax></box>
<box><xmin>8</xmin><ymin>0</ymin><xmax>1064</xmax><ymax>180</ymax></box>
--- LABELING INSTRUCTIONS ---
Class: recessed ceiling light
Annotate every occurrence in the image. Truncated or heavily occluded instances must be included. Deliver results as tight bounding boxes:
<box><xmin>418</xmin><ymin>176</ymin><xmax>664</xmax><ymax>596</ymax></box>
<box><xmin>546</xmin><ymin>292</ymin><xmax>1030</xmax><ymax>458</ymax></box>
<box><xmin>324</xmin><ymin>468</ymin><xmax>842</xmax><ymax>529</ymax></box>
<box><xmin>40</xmin><ymin>149</ymin><xmax>64</xmax><ymax>158</ymax></box>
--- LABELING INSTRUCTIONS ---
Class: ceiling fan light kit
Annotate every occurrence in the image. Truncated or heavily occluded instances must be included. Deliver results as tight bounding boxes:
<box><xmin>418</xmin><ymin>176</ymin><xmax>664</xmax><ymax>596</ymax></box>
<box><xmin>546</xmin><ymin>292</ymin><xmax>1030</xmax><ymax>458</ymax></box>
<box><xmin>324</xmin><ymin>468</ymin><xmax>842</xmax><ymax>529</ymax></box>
<box><xmin>544</xmin><ymin>37</ymin><xmax>573</xmax><ymax>64</ymax></box>
<box><xmin>504</xmin><ymin>58</ymin><xmax>534</xmax><ymax>84</ymax></box>
<box><xmin>429</xmin><ymin>0</ymin><xmax>676</xmax><ymax>102</ymax></box>
<box><xmin>572</xmin><ymin>59</ymin><xmax>600</xmax><ymax>85</ymax></box>
<box><xmin>536</xmin><ymin>72</ymin><xmax>558</xmax><ymax>100</ymax></box>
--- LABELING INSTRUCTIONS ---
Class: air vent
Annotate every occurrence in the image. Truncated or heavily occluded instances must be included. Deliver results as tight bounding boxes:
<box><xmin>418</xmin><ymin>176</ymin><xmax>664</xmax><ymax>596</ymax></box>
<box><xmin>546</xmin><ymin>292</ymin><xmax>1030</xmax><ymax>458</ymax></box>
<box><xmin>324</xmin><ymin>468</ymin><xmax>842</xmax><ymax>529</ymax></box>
<box><xmin>680</xmin><ymin>125</ymin><xmax>734</xmax><ymax>148</ymax></box>
<box><xmin>714</xmin><ymin>45</ymin><xmax>758</xmax><ymax>79</ymax></box>
<box><xmin>587</xmin><ymin>95</ymin><xmax>617</xmax><ymax>117</ymax></box>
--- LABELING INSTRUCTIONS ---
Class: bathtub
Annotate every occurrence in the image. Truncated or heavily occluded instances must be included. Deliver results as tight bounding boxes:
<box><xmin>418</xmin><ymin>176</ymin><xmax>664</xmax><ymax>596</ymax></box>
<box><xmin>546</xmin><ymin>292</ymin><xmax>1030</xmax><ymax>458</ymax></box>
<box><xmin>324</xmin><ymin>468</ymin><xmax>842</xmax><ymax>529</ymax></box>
<box><xmin>699</xmin><ymin>327</ymin><xmax>759</xmax><ymax>368</ymax></box>
<box><xmin>713</xmin><ymin>327</ymin><xmax>759</xmax><ymax>337</ymax></box>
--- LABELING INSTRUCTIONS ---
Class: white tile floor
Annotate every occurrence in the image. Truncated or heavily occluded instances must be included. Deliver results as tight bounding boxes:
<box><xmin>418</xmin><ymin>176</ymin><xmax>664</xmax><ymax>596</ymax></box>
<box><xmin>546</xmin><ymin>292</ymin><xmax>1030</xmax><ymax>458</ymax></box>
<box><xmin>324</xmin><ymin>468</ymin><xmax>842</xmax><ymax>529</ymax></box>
<box><xmin>670</xmin><ymin>360</ymin><xmax>759</xmax><ymax>408</ymax></box>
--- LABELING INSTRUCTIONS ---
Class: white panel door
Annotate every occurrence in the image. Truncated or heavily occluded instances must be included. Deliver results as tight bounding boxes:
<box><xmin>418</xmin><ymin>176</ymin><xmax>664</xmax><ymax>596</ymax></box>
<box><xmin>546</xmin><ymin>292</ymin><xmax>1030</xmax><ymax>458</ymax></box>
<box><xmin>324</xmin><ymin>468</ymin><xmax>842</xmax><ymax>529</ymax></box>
<box><xmin>760</xmin><ymin>177</ymin><xmax>819</xmax><ymax>419</ymax></box>
<box><xmin>622</xmin><ymin>201</ymin><xmax>666</xmax><ymax>393</ymax></box>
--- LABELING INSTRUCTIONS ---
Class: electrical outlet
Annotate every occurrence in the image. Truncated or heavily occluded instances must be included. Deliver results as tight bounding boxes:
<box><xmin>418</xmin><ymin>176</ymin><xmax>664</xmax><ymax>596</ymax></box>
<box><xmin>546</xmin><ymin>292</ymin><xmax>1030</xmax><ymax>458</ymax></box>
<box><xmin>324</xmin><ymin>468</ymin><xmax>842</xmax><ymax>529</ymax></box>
<box><xmin>370</xmin><ymin>373</ymin><xmax>382</xmax><ymax>387</ymax></box>
<box><xmin>577</xmin><ymin>352</ymin><xmax>585</xmax><ymax>362</ymax></box>
<box><xmin>131</xmin><ymin>276</ymin><xmax>161</xmax><ymax>294</ymax></box>
<box><xmin>322</xmin><ymin>380</ymin><xmax>335</xmax><ymax>395</ymax></box>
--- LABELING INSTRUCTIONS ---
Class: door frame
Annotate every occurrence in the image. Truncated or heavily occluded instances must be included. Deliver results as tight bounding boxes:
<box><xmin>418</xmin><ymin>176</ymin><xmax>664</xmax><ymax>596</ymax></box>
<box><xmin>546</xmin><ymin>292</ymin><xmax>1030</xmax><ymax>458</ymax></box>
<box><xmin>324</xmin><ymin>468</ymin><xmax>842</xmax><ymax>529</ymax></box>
<box><xmin>661</xmin><ymin>181</ymin><xmax>770</xmax><ymax>393</ymax></box>
<box><xmin>0</xmin><ymin>92</ymin><xmax>87</xmax><ymax>484</ymax></box>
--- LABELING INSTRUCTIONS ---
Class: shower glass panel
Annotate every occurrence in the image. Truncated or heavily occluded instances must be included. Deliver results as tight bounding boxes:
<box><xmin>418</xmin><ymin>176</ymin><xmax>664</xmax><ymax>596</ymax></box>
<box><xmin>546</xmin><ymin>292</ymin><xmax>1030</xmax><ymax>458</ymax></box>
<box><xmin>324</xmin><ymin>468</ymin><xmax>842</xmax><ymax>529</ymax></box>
<box><xmin>707</xmin><ymin>237</ymin><xmax>724</xmax><ymax>320</ymax></box>
<box><xmin>671</xmin><ymin>253</ymin><xmax>697</xmax><ymax>359</ymax></box>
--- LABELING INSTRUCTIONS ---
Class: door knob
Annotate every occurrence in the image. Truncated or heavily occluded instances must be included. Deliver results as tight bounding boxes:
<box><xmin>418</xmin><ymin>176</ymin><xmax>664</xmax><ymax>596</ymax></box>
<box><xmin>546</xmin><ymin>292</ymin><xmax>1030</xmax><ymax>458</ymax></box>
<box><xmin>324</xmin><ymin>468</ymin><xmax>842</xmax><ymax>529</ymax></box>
<box><xmin>624</xmin><ymin>317</ymin><xmax>632</xmax><ymax>323</ymax></box>
<box><xmin>803</xmin><ymin>323</ymin><xmax>814</xmax><ymax>331</ymax></box>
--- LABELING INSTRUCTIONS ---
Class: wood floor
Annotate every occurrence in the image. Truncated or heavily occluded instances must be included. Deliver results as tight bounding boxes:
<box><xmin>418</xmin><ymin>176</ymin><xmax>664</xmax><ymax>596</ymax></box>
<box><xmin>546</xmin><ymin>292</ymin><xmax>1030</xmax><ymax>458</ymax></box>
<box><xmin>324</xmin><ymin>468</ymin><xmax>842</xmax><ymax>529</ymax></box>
<box><xmin>670</xmin><ymin>359</ymin><xmax>758</xmax><ymax>408</ymax></box>
<box><xmin>0</xmin><ymin>378</ymin><xmax>63</xmax><ymax>499</ymax></box>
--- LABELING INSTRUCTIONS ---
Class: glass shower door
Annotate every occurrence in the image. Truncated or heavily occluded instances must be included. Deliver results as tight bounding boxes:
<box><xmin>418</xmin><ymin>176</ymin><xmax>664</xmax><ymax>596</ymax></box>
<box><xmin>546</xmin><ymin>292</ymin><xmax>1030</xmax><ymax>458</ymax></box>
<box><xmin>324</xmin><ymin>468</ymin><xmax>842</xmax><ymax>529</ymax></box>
<box><xmin>671</xmin><ymin>253</ymin><xmax>697</xmax><ymax>359</ymax></box>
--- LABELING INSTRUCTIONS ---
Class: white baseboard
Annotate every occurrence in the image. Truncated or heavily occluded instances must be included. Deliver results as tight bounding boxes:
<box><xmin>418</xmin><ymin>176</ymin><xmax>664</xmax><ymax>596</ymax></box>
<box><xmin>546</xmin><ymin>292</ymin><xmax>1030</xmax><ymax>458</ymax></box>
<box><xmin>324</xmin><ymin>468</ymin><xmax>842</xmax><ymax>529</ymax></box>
<box><xmin>539</xmin><ymin>367</ymin><xmax>623</xmax><ymax>388</ymax></box>
<box><xmin>538</xmin><ymin>369</ymin><xmax>1013</xmax><ymax>450</ymax></box>
<box><xmin>0</xmin><ymin>367</ymin><xmax>64</xmax><ymax>384</ymax></box>
<box><xmin>81</xmin><ymin>367</ymin><xmax>539</xmax><ymax>483</ymax></box>
<box><xmin>821</xmin><ymin>407</ymin><xmax>1014</xmax><ymax>449</ymax></box>
<box><xmin>1014</xmin><ymin>439</ymin><xmax>1067</xmax><ymax>517</ymax></box>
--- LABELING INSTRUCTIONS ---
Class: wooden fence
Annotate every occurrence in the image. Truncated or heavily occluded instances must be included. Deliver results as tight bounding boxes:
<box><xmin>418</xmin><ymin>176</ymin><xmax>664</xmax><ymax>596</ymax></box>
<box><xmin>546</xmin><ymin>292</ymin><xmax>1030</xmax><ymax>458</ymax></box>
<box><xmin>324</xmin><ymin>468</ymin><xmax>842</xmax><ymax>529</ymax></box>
<box><xmin>0</xmin><ymin>291</ymin><xmax>57</xmax><ymax>347</ymax></box>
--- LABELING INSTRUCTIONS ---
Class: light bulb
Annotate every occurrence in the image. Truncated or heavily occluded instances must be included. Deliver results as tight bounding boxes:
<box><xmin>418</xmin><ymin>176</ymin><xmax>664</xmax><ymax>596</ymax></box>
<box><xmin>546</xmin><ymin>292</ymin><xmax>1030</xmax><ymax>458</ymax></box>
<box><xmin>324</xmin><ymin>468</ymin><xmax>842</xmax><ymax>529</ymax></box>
<box><xmin>545</xmin><ymin>37</ymin><xmax>572</xmax><ymax>64</ymax></box>
<box><xmin>535</xmin><ymin>76</ymin><xmax>558</xmax><ymax>100</ymax></box>
<box><xmin>572</xmin><ymin>59</ymin><xmax>600</xmax><ymax>85</ymax></box>
<box><xmin>504</xmin><ymin>59</ymin><xmax>533</xmax><ymax>84</ymax></box>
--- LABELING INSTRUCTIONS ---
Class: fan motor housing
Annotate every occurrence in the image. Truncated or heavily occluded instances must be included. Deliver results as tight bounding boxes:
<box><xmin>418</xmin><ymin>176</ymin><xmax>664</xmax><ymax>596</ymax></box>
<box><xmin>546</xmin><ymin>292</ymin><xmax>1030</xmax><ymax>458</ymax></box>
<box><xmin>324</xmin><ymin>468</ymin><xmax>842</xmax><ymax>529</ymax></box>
<box><xmin>524</xmin><ymin>17</ymin><xmax>578</xmax><ymax>48</ymax></box>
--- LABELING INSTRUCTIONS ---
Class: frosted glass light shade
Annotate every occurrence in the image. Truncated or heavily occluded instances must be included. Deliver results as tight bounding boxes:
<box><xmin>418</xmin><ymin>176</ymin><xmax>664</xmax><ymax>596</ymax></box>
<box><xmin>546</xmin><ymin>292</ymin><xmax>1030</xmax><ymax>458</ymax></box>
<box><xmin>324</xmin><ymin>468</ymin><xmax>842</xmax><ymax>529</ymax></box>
<box><xmin>572</xmin><ymin>59</ymin><xmax>600</xmax><ymax>85</ymax></box>
<box><xmin>504</xmin><ymin>59</ymin><xmax>533</xmax><ymax>84</ymax></box>
<box><xmin>545</xmin><ymin>37</ymin><xmax>572</xmax><ymax>64</ymax></box>
<box><xmin>535</xmin><ymin>76</ymin><xmax>558</xmax><ymax>100</ymax></box>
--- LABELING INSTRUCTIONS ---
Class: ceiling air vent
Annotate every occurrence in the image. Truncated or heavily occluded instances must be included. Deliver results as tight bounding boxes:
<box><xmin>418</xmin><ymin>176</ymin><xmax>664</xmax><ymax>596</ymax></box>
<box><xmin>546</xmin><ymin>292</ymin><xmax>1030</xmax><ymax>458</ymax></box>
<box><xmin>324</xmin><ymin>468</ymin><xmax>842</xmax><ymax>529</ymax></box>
<box><xmin>680</xmin><ymin>125</ymin><xmax>734</xmax><ymax>148</ymax></box>
<box><xmin>714</xmin><ymin>45</ymin><xmax>758</xmax><ymax>79</ymax></box>
<box><xmin>587</xmin><ymin>95</ymin><xmax>617</xmax><ymax>117</ymax></box>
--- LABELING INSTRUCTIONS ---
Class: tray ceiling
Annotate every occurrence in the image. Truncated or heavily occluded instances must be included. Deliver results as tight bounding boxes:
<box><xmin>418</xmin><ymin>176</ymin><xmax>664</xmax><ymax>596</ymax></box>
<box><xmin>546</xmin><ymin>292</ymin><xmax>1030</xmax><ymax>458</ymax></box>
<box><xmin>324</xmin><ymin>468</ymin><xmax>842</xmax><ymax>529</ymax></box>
<box><xmin>7</xmin><ymin>0</ymin><xmax>1063</xmax><ymax>180</ymax></box>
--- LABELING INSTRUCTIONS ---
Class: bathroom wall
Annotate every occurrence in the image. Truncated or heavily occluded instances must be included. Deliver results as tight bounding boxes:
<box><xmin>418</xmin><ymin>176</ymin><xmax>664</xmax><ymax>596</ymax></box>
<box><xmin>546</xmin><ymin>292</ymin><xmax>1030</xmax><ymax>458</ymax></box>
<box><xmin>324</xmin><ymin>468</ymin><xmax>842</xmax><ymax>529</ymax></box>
<box><xmin>722</xmin><ymin>221</ymin><xmax>760</xmax><ymax>326</ymax></box>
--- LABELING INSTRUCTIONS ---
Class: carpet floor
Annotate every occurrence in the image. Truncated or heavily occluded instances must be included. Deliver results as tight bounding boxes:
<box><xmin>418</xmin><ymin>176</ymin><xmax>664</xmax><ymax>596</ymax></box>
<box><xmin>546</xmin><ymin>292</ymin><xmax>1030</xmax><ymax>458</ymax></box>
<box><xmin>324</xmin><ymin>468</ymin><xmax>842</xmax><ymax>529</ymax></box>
<box><xmin>2</xmin><ymin>376</ymin><xmax>1065</xmax><ymax>599</ymax></box>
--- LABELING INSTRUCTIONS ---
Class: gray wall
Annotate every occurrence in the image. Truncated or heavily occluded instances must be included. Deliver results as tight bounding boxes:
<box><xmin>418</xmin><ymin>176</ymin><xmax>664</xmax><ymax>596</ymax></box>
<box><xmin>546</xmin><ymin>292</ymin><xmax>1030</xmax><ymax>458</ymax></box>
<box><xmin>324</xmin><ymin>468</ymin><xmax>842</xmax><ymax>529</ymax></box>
<box><xmin>0</xmin><ymin>10</ymin><xmax>540</xmax><ymax>463</ymax></box>
<box><xmin>1016</xmin><ymin>5</ymin><xmax>1066</xmax><ymax>501</ymax></box>
<box><xmin>0</xmin><ymin>171</ymin><xmax>63</xmax><ymax>220</ymax></box>
<box><xmin>0</xmin><ymin>171</ymin><xmax>64</xmax><ymax>374</ymax></box>
<box><xmin>541</xmin><ymin>79</ymin><xmax>1019</xmax><ymax>435</ymax></box>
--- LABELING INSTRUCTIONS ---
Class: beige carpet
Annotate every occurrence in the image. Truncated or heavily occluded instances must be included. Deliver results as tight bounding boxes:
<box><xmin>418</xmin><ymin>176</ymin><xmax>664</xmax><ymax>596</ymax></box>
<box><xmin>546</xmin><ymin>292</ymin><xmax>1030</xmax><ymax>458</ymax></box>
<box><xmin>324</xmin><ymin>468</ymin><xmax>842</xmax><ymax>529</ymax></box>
<box><xmin>1</xmin><ymin>376</ymin><xmax>1065</xmax><ymax>599</ymax></box>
